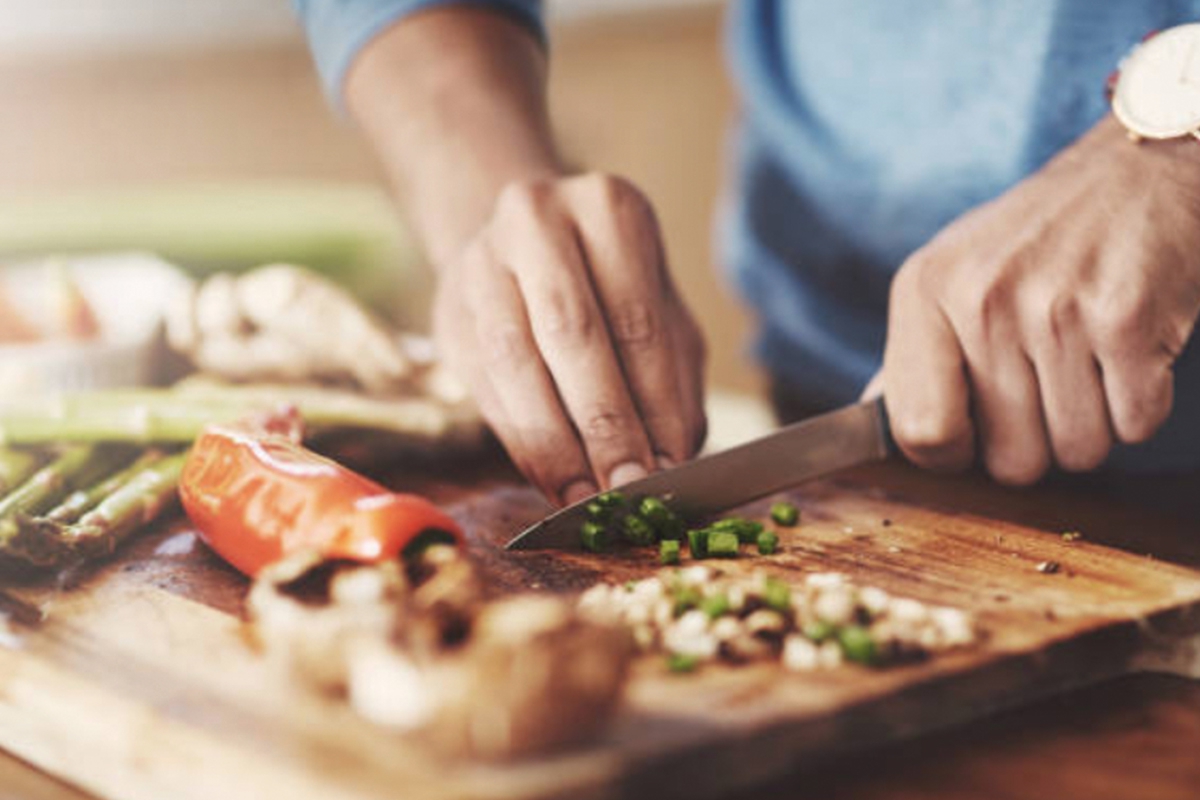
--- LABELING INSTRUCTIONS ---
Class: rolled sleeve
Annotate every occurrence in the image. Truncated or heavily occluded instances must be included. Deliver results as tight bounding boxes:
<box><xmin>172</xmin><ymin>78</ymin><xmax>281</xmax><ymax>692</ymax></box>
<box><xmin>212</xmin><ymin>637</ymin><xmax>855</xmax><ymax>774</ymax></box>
<box><xmin>293</xmin><ymin>0</ymin><xmax>545</xmax><ymax>109</ymax></box>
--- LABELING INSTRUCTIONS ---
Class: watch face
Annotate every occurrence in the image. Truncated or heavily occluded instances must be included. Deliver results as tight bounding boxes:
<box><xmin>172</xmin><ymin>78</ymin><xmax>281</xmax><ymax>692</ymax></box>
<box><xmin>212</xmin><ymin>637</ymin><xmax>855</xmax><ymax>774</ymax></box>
<box><xmin>1113</xmin><ymin>23</ymin><xmax>1200</xmax><ymax>139</ymax></box>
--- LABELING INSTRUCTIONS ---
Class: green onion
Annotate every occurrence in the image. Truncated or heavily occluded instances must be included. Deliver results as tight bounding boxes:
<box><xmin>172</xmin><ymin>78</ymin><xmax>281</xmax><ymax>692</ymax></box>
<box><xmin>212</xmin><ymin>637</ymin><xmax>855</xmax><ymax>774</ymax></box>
<box><xmin>770</xmin><ymin>502</ymin><xmax>799</xmax><ymax>527</ymax></box>
<box><xmin>666</xmin><ymin>653</ymin><xmax>700</xmax><ymax>673</ymax></box>
<box><xmin>837</xmin><ymin>625</ymin><xmax>877</xmax><ymax>665</ymax></box>
<box><xmin>639</xmin><ymin>496</ymin><xmax>685</xmax><ymax>540</ymax></box>
<box><xmin>757</xmin><ymin>530</ymin><xmax>780</xmax><ymax>555</ymax></box>
<box><xmin>763</xmin><ymin>576</ymin><xmax>791</xmax><ymax>612</ymax></box>
<box><xmin>659</xmin><ymin>539</ymin><xmax>681</xmax><ymax>565</ymax></box>
<box><xmin>802</xmin><ymin>619</ymin><xmax>835</xmax><ymax>642</ymax></box>
<box><xmin>623</xmin><ymin>580</ymin><xmax>637</xmax><ymax>592</ymax></box>
<box><xmin>707</xmin><ymin>530</ymin><xmax>740</xmax><ymax>558</ymax></box>
<box><xmin>595</xmin><ymin>490</ymin><xmax>625</xmax><ymax>508</ymax></box>
<box><xmin>621</xmin><ymin>513</ymin><xmax>657</xmax><ymax>546</ymax></box>
<box><xmin>710</xmin><ymin>517</ymin><xmax>764</xmax><ymax>544</ymax></box>
<box><xmin>585</xmin><ymin>500</ymin><xmax>608</xmax><ymax>520</ymax></box>
<box><xmin>701</xmin><ymin>593</ymin><xmax>731</xmax><ymax>619</ymax></box>
<box><xmin>581</xmin><ymin>520</ymin><xmax>608</xmax><ymax>553</ymax></box>
<box><xmin>673</xmin><ymin>585</ymin><xmax>702</xmax><ymax>616</ymax></box>
<box><xmin>687</xmin><ymin>528</ymin><xmax>709</xmax><ymax>558</ymax></box>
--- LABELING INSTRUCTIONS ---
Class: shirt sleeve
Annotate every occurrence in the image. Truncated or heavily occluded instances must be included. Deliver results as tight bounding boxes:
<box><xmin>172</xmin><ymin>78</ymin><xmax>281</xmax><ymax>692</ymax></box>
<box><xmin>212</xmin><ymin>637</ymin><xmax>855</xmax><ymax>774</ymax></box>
<box><xmin>293</xmin><ymin>0</ymin><xmax>545</xmax><ymax>109</ymax></box>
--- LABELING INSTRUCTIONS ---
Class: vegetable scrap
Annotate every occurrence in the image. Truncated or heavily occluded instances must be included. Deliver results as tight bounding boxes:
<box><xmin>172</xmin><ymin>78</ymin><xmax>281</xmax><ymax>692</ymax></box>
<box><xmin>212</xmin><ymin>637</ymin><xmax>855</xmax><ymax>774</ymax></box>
<box><xmin>579</xmin><ymin>492</ymin><xmax>797</xmax><ymax>561</ymax></box>
<box><xmin>1061</xmin><ymin>531</ymin><xmax>1083</xmax><ymax>542</ymax></box>
<box><xmin>249</xmin><ymin>544</ymin><xmax>631</xmax><ymax>760</ymax></box>
<box><xmin>1036</xmin><ymin>561</ymin><xmax>1061</xmax><ymax>574</ymax></box>
<box><xmin>580</xmin><ymin>567</ymin><xmax>977</xmax><ymax>673</ymax></box>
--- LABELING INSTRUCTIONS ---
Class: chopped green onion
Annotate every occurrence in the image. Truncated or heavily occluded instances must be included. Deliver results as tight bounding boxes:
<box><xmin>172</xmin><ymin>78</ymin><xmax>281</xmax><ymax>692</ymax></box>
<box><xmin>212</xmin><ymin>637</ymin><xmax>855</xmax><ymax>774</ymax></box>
<box><xmin>673</xmin><ymin>585</ymin><xmax>702</xmax><ymax>616</ymax></box>
<box><xmin>707</xmin><ymin>530</ymin><xmax>740</xmax><ymax>558</ymax></box>
<box><xmin>687</xmin><ymin>528</ymin><xmax>709</xmax><ymax>558</ymax></box>
<box><xmin>623</xmin><ymin>580</ymin><xmax>637</xmax><ymax>592</ymax></box>
<box><xmin>621</xmin><ymin>513</ymin><xmax>657</xmax><ymax>546</ymax></box>
<box><xmin>770</xmin><ymin>502</ymin><xmax>799</xmax><ymax>527</ymax></box>
<box><xmin>581</xmin><ymin>520</ymin><xmax>608</xmax><ymax>553</ymax></box>
<box><xmin>659</xmin><ymin>539</ymin><xmax>681</xmax><ymax>565</ymax></box>
<box><xmin>595</xmin><ymin>490</ymin><xmax>625</xmax><ymax>508</ymax></box>
<box><xmin>802</xmin><ymin>619</ymin><xmax>835</xmax><ymax>642</ymax></box>
<box><xmin>585</xmin><ymin>500</ymin><xmax>608</xmax><ymax>520</ymax></box>
<box><xmin>837</xmin><ymin>625</ymin><xmax>877</xmax><ymax>665</ymax></box>
<box><xmin>710</xmin><ymin>517</ymin><xmax>764</xmax><ymax>544</ymax></box>
<box><xmin>757</xmin><ymin>530</ymin><xmax>780</xmax><ymax>555</ymax></box>
<box><xmin>701</xmin><ymin>593</ymin><xmax>731</xmax><ymax>619</ymax></box>
<box><xmin>666</xmin><ymin>653</ymin><xmax>700</xmax><ymax>673</ymax></box>
<box><xmin>763</xmin><ymin>576</ymin><xmax>791</xmax><ymax>612</ymax></box>
<box><xmin>639</xmin><ymin>496</ymin><xmax>685</xmax><ymax>540</ymax></box>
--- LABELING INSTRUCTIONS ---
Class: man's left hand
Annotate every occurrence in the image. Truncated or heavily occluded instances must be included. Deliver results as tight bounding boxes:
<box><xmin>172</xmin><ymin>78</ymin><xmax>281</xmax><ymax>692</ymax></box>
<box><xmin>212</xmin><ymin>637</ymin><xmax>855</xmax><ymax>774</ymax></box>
<box><xmin>879</xmin><ymin>116</ymin><xmax>1200</xmax><ymax>484</ymax></box>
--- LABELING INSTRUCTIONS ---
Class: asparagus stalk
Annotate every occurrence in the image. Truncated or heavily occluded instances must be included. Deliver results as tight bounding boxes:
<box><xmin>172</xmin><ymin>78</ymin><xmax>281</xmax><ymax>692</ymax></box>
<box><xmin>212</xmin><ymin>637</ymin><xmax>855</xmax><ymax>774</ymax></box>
<box><xmin>63</xmin><ymin>450</ymin><xmax>188</xmax><ymax>561</ymax></box>
<box><xmin>0</xmin><ymin>385</ymin><xmax>460</xmax><ymax>445</ymax></box>
<box><xmin>44</xmin><ymin>449</ymin><xmax>164</xmax><ymax>524</ymax></box>
<box><xmin>0</xmin><ymin>446</ymin><xmax>45</xmax><ymax>496</ymax></box>
<box><xmin>3</xmin><ymin>450</ymin><xmax>187</xmax><ymax>568</ymax></box>
<box><xmin>0</xmin><ymin>444</ymin><xmax>136</xmax><ymax>538</ymax></box>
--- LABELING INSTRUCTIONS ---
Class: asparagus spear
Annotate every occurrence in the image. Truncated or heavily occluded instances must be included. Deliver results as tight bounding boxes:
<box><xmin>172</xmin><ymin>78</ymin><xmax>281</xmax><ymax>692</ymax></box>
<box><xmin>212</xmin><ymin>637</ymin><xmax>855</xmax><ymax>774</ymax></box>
<box><xmin>44</xmin><ymin>449</ymin><xmax>164</xmax><ymax>524</ymax></box>
<box><xmin>0</xmin><ymin>444</ymin><xmax>136</xmax><ymax>538</ymax></box>
<box><xmin>3</xmin><ymin>450</ymin><xmax>186</xmax><ymax>568</ymax></box>
<box><xmin>63</xmin><ymin>450</ymin><xmax>188</xmax><ymax>560</ymax></box>
<box><xmin>0</xmin><ymin>446</ymin><xmax>45</xmax><ymax>496</ymax></box>
<box><xmin>0</xmin><ymin>385</ymin><xmax>462</xmax><ymax>445</ymax></box>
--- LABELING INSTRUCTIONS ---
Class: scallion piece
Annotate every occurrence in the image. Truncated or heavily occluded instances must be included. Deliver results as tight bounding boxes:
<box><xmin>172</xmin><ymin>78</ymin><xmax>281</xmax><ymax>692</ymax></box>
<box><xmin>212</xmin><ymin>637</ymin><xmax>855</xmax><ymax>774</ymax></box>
<box><xmin>673</xmin><ymin>585</ymin><xmax>702</xmax><ymax>616</ymax></box>
<box><xmin>581</xmin><ymin>520</ymin><xmax>608</xmax><ymax>553</ymax></box>
<box><xmin>621</xmin><ymin>513</ymin><xmax>656</xmax><ymax>546</ymax></box>
<box><xmin>710</xmin><ymin>517</ymin><xmax>764</xmax><ymax>544</ymax></box>
<box><xmin>757</xmin><ymin>530</ymin><xmax>780</xmax><ymax>555</ymax></box>
<box><xmin>687</xmin><ymin>528</ymin><xmax>709</xmax><ymax>558</ymax></box>
<box><xmin>770</xmin><ymin>501</ymin><xmax>799</xmax><ymax>527</ymax></box>
<box><xmin>701</xmin><ymin>593</ymin><xmax>731</xmax><ymax>619</ymax></box>
<box><xmin>666</xmin><ymin>653</ymin><xmax>699</xmax><ymax>673</ymax></box>
<box><xmin>595</xmin><ymin>490</ymin><xmax>625</xmax><ymax>508</ymax></box>
<box><xmin>837</xmin><ymin>625</ymin><xmax>877</xmax><ymax>665</ymax></box>
<box><xmin>707</xmin><ymin>530</ymin><xmax>740</xmax><ymax>558</ymax></box>
<box><xmin>763</xmin><ymin>576</ymin><xmax>791</xmax><ymax>612</ymax></box>
<box><xmin>802</xmin><ymin>619</ymin><xmax>835</xmax><ymax>642</ymax></box>
<box><xmin>659</xmin><ymin>539</ymin><xmax>681</xmax><ymax>565</ymax></box>
<box><xmin>639</xmin><ymin>495</ymin><xmax>685</xmax><ymax>540</ymax></box>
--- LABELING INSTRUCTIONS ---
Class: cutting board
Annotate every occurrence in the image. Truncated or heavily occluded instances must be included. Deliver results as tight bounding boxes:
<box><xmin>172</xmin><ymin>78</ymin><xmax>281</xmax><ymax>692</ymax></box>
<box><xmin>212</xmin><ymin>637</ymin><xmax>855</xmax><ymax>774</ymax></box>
<box><xmin>1</xmin><ymin>459</ymin><xmax>1198</xmax><ymax>800</ymax></box>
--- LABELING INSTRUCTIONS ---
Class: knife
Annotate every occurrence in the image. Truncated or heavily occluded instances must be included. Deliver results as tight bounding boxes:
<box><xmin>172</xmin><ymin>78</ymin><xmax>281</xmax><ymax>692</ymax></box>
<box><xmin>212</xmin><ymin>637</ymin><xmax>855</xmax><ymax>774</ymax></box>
<box><xmin>505</xmin><ymin>397</ymin><xmax>896</xmax><ymax>551</ymax></box>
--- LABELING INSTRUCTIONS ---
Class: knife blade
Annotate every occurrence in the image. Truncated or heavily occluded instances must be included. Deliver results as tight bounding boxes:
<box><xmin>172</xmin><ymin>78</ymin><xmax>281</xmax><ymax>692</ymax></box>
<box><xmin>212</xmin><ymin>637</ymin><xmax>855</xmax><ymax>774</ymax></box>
<box><xmin>505</xmin><ymin>397</ymin><xmax>895</xmax><ymax>551</ymax></box>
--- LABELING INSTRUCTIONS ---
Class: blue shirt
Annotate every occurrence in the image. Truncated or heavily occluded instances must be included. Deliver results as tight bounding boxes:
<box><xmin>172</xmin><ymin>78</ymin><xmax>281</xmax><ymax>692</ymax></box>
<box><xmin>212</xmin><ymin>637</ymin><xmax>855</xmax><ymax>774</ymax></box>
<box><xmin>295</xmin><ymin>0</ymin><xmax>1200</xmax><ymax>471</ymax></box>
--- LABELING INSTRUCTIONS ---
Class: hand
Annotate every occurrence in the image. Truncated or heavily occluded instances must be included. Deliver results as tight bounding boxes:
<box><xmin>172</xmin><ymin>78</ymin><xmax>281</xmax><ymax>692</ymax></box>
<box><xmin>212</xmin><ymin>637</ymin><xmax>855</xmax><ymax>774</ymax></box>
<box><xmin>433</xmin><ymin>173</ymin><xmax>707</xmax><ymax>504</ymax></box>
<box><xmin>880</xmin><ymin>117</ymin><xmax>1200</xmax><ymax>484</ymax></box>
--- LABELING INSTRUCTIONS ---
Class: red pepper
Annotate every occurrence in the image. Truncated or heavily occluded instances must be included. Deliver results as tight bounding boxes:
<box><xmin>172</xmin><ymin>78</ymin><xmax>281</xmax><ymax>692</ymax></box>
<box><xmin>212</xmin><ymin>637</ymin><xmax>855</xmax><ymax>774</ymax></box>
<box><xmin>179</xmin><ymin>413</ymin><xmax>463</xmax><ymax>577</ymax></box>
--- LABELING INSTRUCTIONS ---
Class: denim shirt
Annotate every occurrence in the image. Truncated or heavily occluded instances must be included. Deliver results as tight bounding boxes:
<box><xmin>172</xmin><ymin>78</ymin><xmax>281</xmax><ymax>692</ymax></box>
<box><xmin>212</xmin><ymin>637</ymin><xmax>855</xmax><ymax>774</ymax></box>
<box><xmin>295</xmin><ymin>0</ymin><xmax>1200</xmax><ymax>471</ymax></box>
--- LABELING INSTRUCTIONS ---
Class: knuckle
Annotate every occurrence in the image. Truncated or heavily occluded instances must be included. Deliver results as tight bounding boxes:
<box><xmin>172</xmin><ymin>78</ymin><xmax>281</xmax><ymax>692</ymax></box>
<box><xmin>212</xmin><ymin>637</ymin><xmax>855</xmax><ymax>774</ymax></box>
<box><xmin>609</xmin><ymin>301</ymin><xmax>662</xmax><ymax>349</ymax></box>
<box><xmin>537</xmin><ymin>288</ymin><xmax>597</xmax><ymax>343</ymax></box>
<box><xmin>1038</xmin><ymin>291</ymin><xmax>1081</xmax><ymax>344</ymax></box>
<box><xmin>891</xmin><ymin>411</ymin><xmax>963</xmax><ymax>456</ymax></box>
<box><xmin>643</xmin><ymin>412</ymin><xmax>689</xmax><ymax>458</ymax></box>
<box><xmin>1092</xmin><ymin>290</ymin><xmax>1152</xmax><ymax>355</ymax></box>
<box><xmin>495</xmin><ymin>178</ymin><xmax>557</xmax><ymax>221</ymax></box>
<box><xmin>579</xmin><ymin>407</ymin><xmax>633</xmax><ymax>445</ymax></box>
<box><xmin>1112</xmin><ymin>377</ymin><xmax>1173</xmax><ymax>444</ymax></box>
<box><xmin>960</xmin><ymin>277</ymin><xmax>1013</xmax><ymax>344</ymax></box>
<box><xmin>479</xmin><ymin>322</ymin><xmax>529</xmax><ymax>365</ymax></box>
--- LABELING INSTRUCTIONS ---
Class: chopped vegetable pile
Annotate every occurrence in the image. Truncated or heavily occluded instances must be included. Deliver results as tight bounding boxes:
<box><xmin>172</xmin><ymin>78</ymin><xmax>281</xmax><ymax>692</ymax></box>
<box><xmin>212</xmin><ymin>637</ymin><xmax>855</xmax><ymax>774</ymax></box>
<box><xmin>579</xmin><ymin>566</ymin><xmax>977</xmax><ymax>673</ymax></box>
<box><xmin>581</xmin><ymin>492</ymin><xmax>799</xmax><ymax>561</ymax></box>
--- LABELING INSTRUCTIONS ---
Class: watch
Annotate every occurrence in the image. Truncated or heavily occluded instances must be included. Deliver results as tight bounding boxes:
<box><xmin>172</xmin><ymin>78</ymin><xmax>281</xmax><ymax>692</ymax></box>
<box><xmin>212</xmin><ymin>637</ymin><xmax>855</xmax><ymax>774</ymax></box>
<box><xmin>1110</xmin><ymin>23</ymin><xmax>1200</xmax><ymax>142</ymax></box>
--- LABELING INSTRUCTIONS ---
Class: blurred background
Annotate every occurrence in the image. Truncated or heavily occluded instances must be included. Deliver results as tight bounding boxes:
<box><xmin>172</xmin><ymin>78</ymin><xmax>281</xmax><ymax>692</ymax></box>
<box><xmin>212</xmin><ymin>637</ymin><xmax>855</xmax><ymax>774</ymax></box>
<box><xmin>0</xmin><ymin>0</ymin><xmax>761</xmax><ymax>395</ymax></box>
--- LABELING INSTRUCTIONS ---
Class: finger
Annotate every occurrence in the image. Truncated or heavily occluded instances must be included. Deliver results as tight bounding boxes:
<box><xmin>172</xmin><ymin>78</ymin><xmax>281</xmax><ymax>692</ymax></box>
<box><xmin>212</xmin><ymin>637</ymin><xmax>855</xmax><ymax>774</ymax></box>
<box><xmin>1027</xmin><ymin>295</ymin><xmax>1112</xmax><ymax>471</ymax></box>
<box><xmin>566</xmin><ymin>176</ymin><xmax>693</xmax><ymax>464</ymax></box>
<box><xmin>498</xmin><ymin>189</ymin><xmax>656</xmax><ymax>488</ymax></box>
<box><xmin>955</xmin><ymin>319</ymin><xmax>1051</xmax><ymax>485</ymax></box>
<box><xmin>860</xmin><ymin>371</ymin><xmax>884</xmax><ymax>401</ymax></box>
<box><xmin>669</xmin><ymin>296</ymin><xmax>708</xmax><ymax>457</ymax></box>
<box><xmin>882</xmin><ymin>270</ymin><xmax>975</xmax><ymax>470</ymax></box>
<box><xmin>1098</xmin><ymin>353</ymin><xmax>1174</xmax><ymax>445</ymax></box>
<box><xmin>460</xmin><ymin>250</ymin><xmax>596</xmax><ymax>504</ymax></box>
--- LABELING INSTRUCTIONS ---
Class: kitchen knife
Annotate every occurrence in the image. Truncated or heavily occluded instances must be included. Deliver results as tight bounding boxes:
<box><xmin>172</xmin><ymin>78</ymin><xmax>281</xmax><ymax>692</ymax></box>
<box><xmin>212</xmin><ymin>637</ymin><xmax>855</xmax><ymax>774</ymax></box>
<box><xmin>505</xmin><ymin>396</ymin><xmax>895</xmax><ymax>551</ymax></box>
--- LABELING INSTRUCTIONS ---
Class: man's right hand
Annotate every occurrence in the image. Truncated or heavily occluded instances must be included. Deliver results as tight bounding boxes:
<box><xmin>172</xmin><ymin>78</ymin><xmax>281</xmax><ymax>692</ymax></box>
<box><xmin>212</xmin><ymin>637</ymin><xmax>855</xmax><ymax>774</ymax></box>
<box><xmin>432</xmin><ymin>173</ymin><xmax>707</xmax><ymax>505</ymax></box>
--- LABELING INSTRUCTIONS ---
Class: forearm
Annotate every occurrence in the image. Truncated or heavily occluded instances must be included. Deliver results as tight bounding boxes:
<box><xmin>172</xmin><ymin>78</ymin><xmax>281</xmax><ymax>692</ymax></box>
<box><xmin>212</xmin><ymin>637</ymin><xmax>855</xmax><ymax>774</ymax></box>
<box><xmin>345</xmin><ymin>6</ymin><xmax>562</xmax><ymax>266</ymax></box>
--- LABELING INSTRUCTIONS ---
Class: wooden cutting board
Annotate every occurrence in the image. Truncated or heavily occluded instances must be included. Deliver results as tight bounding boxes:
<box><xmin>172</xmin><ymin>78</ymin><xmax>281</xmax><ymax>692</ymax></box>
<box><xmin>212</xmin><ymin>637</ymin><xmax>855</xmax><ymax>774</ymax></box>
<box><xmin>1</xmin><ymin>459</ymin><xmax>1198</xmax><ymax>800</ymax></box>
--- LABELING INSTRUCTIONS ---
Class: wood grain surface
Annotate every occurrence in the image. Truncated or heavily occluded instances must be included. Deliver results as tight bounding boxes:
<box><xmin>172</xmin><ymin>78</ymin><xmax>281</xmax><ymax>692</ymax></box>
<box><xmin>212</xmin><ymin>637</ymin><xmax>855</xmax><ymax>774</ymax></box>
<box><xmin>1</xmin><ymin>458</ymin><xmax>1199</xmax><ymax>800</ymax></box>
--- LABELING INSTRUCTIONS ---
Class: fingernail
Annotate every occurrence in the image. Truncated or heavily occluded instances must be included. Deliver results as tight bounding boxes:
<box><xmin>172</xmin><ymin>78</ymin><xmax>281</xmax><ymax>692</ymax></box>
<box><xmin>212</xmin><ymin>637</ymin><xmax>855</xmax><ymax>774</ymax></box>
<box><xmin>609</xmin><ymin>461</ymin><xmax>649</xmax><ymax>487</ymax></box>
<box><xmin>656</xmin><ymin>454</ymin><xmax>677</xmax><ymax>470</ymax></box>
<box><xmin>562</xmin><ymin>480</ymin><xmax>597</xmax><ymax>505</ymax></box>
